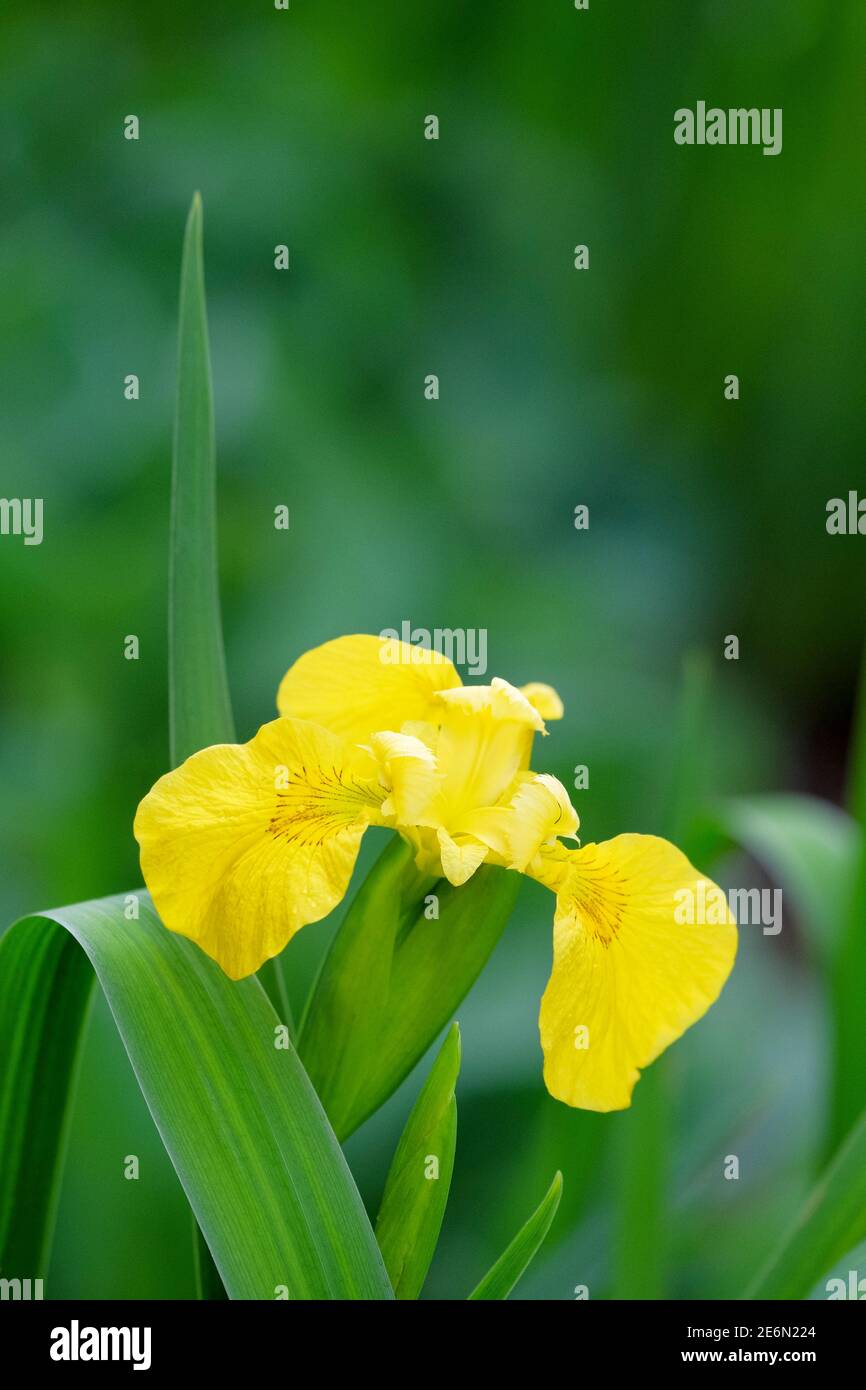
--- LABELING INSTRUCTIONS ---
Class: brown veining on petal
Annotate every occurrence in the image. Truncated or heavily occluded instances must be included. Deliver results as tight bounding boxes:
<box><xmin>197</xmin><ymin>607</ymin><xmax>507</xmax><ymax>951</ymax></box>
<box><xmin>268</xmin><ymin>765</ymin><xmax>383</xmax><ymax>848</ymax></box>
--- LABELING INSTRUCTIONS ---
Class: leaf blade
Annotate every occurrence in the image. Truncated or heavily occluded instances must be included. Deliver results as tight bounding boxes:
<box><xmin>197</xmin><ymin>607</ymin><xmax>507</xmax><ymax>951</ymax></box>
<box><xmin>0</xmin><ymin>894</ymin><xmax>393</xmax><ymax>1301</ymax></box>
<box><xmin>299</xmin><ymin>835</ymin><xmax>520</xmax><ymax>1140</ymax></box>
<box><xmin>0</xmin><ymin>924</ymin><xmax>94</xmax><ymax>1278</ymax></box>
<box><xmin>704</xmin><ymin>793</ymin><xmax>858</xmax><ymax>969</ymax></box>
<box><xmin>169</xmin><ymin>192</ymin><xmax>235</xmax><ymax>766</ymax></box>
<box><xmin>747</xmin><ymin>1105</ymin><xmax>866</xmax><ymax>1300</ymax></box>
<box><xmin>375</xmin><ymin>1023</ymin><xmax>460</xmax><ymax>1300</ymax></box>
<box><xmin>830</xmin><ymin>649</ymin><xmax>866</xmax><ymax>1150</ymax></box>
<box><xmin>468</xmin><ymin>1172</ymin><xmax>563</xmax><ymax>1300</ymax></box>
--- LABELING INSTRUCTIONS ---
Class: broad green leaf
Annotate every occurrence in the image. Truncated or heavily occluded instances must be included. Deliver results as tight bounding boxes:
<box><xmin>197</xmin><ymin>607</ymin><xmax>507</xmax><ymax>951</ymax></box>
<box><xmin>468</xmin><ymin>1171</ymin><xmax>562</xmax><ymax>1300</ymax></box>
<box><xmin>298</xmin><ymin>835</ymin><xmax>521</xmax><ymax>1140</ymax></box>
<box><xmin>747</xmin><ymin>1105</ymin><xmax>866</xmax><ymax>1300</ymax></box>
<box><xmin>0</xmin><ymin>926</ymin><xmax>94</xmax><ymax>1279</ymax></box>
<box><xmin>0</xmin><ymin>894</ymin><xmax>392</xmax><ymax>1301</ymax></box>
<box><xmin>169</xmin><ymin>191</ymin><xmax>235</xmax><ymax>766</ymax></box>
<box><xmin>375</xmin><ymin>1023</ymin><xmax>460</xmax><ymax>1300</ymax></box>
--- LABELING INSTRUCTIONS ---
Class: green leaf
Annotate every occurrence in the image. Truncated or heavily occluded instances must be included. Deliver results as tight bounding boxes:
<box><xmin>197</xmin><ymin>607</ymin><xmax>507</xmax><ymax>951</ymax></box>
<box><xmin>845</xmin><ymin>647</ymin><xmax>866</xmax><ymax>828</ymax></box>
<box><xmin>298</xmin><ymin>835</ymin><xmax>521</xmax><ymax>1140</ymax></box>
<box><xmin>747</xmin><ymin>1105</ymin><xmax>866</xmax><ymax>1300</ymax></box>
<box><xmin>0</xmin><ymin>894</ymin><xmax>393</xmax><ymax>1301</ymax></box>
<box><xmin>0</xmin><ymin>926</ymin><xmax>95</xmax><ymax>1279</ymax></box>
<box><xmin>169</xmin><ymin>192</ymin><xmax>239</xmax><ymax>1297</ymax></box>
<box><xmin>169</xmin><ymin>192</ymin><xmax>235</xmax><ymax>766</ymax></box>
<box><xmin>375</xmin><ymin>1023</ymin><xmax>460</xmax><ymax>1300</ymax></box>
<box><xmin>832</xmin><ymin>854</ymin><xmax>866</xmax><ymax>1152</ymax></box>
<box><xmin>806</xmin><ymin>1237</ymin><xmax>866</xmax><ymax>1300</ymax></box>
<box><xmin>468</xmin><ymin>1171</ymin><xmax>563</xmax><ymax>1300</ymax></box>
<box><xmin>702</xmin><ymin>794</ymin><xmax>858</xmax><ymax>969</ymax></box>
<box><xmin>699</xmin><ymin>791</ymin><xmax>863</xmax><ymax>1153</ymax></box>
<box><xmin>830</xmin><ymin>649</ymin><xmax>866</xmax><ymax>1151</ymax></box>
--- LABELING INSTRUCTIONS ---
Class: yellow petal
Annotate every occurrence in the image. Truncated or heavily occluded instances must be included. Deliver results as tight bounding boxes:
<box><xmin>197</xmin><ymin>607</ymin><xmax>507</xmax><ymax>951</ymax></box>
<box><xmin>430</xmin><ymin>678</ymin><xmax>545</xmax><ymax>818</ymax></box>
<box><xmin>134</xmin><ymin>717</ymin><xmax>385</xmax><ymax>979</ymax></box>
<box><xmin>436</xmin><ymin>827</ymin><xmax>489</xmax><ymax>886</ymax></box>
<box><xmin>276</xmin><ymin>634</ymin><xmax>461</xmax><ymax>745</ymax></box>
<box><xmin>368</xmin><ymin>730</ymin><xmax>443</xmax><ymax>825</ymax></box>
<box><xmin>520</xmin><ymin>682</ymin><xmax>564</xmax><ymax>721</ymax></box>
<box><xmin>506</xmin><ymin>773</ymin><xmax>578</xmax><ymax>870</ymax></box>
<box><xmin>536</xmin><ymin>835</ymin><xmax>737</xmax><ymax>1112</ymax></box>
<box><xmin>457</xmin><ymin>772</ymin><xmax>579</xmax><ymax>871</ymax></box>
<box><xmin>435</xmin><ymin>676</ymin><xmax>545</xmax><ymax>731</ymax></box>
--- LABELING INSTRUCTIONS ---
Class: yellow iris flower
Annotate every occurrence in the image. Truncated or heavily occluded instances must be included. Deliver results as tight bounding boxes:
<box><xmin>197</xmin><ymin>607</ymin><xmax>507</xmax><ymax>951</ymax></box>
<box><xmin>134</xmin><ymin>634</ymin><xmax>737</xmax><ymax>1112</ymax></box>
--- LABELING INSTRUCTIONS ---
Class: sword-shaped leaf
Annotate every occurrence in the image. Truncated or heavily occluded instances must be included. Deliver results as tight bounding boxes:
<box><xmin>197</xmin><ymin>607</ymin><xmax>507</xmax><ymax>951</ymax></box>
<box><xmin>468</xmin><ymin>1171</ymin><xmax>563</xmax><ymax>1300</ymax></box>
<box><xmin>0</xmin><ymin>894</ymin><xmax>392</xmax><ymax>1301</ymax></box>
<box><xmin>375</xmin><ymin>1023</ymin><xmax>460</xmax><ymax>1300</ymax></box>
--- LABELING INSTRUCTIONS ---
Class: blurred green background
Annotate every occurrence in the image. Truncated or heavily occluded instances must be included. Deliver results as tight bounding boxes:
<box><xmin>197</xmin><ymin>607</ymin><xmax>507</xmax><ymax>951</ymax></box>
<box><xmin>2</xmin><ymin>0</ymin><xmax>865</xmax><ymax>1299</ymax></box>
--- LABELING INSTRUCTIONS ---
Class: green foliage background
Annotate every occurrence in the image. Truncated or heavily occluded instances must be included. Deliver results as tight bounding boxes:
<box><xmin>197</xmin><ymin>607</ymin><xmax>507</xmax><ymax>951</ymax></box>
<box><xmin>1</xmin><ymin>0</ymin><xmax>864</xmax><ymax>1298</ymax></box>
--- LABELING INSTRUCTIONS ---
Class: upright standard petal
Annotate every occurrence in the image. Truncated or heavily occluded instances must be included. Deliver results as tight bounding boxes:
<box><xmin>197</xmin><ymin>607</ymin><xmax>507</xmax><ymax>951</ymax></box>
<box><xmin>535</xmin><ymin>835</ymin><xmax>737</xmax><ymax>1112</ymax></box>
<box><xmin>134</xmin><ymin>717</ymin><xmax>386</xmax><ymax>979</ymax></box>
<box><xmin>276</xmin><ymin>634</ymin><xmax>461</xmax><ymax>745</ymax></box>
<box><xmin>432</xmin><ymin>678</ymin><xmax>545</xmax><ymax>817</ymax></box>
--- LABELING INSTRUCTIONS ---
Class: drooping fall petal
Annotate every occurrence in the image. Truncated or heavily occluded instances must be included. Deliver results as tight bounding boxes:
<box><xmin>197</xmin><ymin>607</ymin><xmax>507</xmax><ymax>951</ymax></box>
<box><xmin>135</xmin><ymin>717</ymin><xmax>385</xmax><ymax>979</ymax></box>
<box><xmin>535</xmin><ymin>834</ymin><xmax>737</xmax><ymax>1111</ymax></box>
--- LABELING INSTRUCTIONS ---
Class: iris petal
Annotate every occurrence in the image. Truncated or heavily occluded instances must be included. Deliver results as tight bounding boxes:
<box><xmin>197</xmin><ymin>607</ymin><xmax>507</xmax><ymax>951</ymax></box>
<box><xmin>534</xmin><ymin>835</ymin><xmax>737</xmax><ymax>1111</ymax></box>
<box><xmin>277</xmin><ymin>634</ymin><xmax>461</xmax><ymax>745</ymax></box>
<box><xmin>135</xmin><ymin>717</ymin><xmax>385</xmax><ymax>979</ymax></box>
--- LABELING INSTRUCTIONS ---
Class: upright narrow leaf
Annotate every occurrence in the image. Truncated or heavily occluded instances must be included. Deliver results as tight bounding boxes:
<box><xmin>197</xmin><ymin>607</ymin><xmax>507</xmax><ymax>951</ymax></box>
<box><xmin>170</xmin><ymin>193</ymin><xmax>236</xmax><ymax>1296</ymax></box>
<box><xmin>169</xmin><ymin>191</ymin><xmax>235</xmax><ymax>766</ymax></box>
<box><xmin>468</xmin><ymin>1172</ymin><xmax>563</xmax><ymax>1300</ymax></box>
<box><xmin>375</xmin><ymin>1024</ymin><xmax>460</xmax><ymax>1300</ymax></box>
<box><xmin>168</xmin><ymin>194</ymin><xmax>289</xmax><ymax>1290</ymax></box>
<box><xmin>0</xmin><ymin>895</ymin><xmax>393</xmax><ymax>1301</ymax></box>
